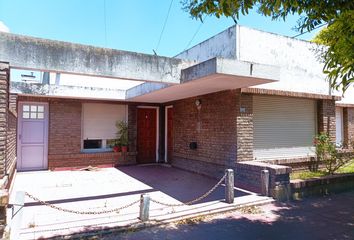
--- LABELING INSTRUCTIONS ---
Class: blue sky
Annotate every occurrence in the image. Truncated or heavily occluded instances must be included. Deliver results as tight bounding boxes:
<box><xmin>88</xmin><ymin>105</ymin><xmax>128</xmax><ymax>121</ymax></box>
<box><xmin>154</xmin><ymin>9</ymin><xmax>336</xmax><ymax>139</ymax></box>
<box><xmin>0</xmin><ymin>0</ymin><xmax>321</xmax><ymax>58</ymax></box>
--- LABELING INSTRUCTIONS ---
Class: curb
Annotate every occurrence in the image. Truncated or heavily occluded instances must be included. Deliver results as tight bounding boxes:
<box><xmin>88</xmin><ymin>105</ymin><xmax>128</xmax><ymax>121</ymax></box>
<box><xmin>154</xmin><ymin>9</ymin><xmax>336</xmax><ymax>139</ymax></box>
<box><xmin>44</xmin><ymin>197</ymin><xmax>274</xmax><ymax>239</ymax></box>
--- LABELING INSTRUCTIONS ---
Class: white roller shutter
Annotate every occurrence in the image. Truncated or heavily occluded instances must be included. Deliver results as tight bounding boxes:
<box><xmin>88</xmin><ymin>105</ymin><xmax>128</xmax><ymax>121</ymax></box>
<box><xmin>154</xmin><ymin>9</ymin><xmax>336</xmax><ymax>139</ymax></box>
<box><xmin>82</xmin><ymin>103</ymin><xmax>127</xmax><ymax>140</ymax></box>
<box><xmin>253</xmin><ymin>95</ymin><xmax>316</xmax><ymax>159</ymax></box>
<box><xmin>336</xmin><ymin>107</ymin><xmax>343</xmax><ymax>146</ymax></box>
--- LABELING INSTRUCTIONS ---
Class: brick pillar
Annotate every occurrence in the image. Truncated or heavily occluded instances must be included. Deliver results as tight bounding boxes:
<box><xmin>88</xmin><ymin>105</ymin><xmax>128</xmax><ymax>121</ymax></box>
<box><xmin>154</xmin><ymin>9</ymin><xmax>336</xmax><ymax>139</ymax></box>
<box><xmin>343</xmin><ymin>107</ymin><xmax>354</xmax><ymax>148</ymax></box>
<box><xmin>0</xmin><ymin>63</ymin><xmax>9</xmax><ymax>178</ymax></box>
<box><xmin>317</xmin><ymin>99</ymin><xmax>336</xmax><ymax>141</ymax></box>
<box><xmin>236</xmin><ymin>93</ymin><xmax>253</xmax><ymax>161</ymax></box>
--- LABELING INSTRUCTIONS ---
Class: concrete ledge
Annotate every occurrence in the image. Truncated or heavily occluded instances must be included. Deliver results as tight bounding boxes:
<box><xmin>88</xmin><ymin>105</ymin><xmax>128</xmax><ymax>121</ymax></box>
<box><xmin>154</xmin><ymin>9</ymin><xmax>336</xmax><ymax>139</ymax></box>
<box><xmin>0</xmin><ymin>32</ymin><xmax>194</xmax><ymax>83</ymax></box>
<box><xmin>11</xmin><ymin>82</ymin><xmax>126</xmax><ymax>100</ymax></box>
<box><xmin>236</xmin><ymin>161</ymin><xmax>291</xmax><ymax>200</ymax></box>
<box><xmin>48</xmin><ymin>152</ymin><xmax>137</xmax><ymax>170</ymax></box>
<box><xmin>241</xmin><ymin>87</ymin><xmax>341</xmax><ymax>101</ymax></box>
<box><xmin>181</xmin><ymin>58</ymin><xmax>280</xmax><ymax>83</ymax></box>
<box><xmin>291</xmin><ymin>173</ymin><xmax>354</xmax><ymax>199</ymax></box>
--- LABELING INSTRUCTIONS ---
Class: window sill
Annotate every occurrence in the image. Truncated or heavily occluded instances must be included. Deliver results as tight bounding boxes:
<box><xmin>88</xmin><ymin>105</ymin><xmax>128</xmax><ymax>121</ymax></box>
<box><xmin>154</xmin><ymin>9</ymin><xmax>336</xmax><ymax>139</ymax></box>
<box><xmin>81</xmin><ymin>148</ymin><xmax>113</xmax><ymax>154</ymax></box>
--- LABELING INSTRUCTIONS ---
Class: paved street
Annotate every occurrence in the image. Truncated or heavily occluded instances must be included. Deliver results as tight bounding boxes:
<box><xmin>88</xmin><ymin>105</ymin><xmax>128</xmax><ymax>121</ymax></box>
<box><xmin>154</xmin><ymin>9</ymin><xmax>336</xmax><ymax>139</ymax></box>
<box><xmin>99</xmin><ymin>191</ymin><xmax>354</xmax><ymax>240</ymax></box>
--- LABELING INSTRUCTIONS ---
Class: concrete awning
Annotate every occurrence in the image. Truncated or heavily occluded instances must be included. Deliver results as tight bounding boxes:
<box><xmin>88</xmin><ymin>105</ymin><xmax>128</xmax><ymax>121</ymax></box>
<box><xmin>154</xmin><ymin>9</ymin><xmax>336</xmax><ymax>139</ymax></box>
<box><xmin>0</xmin><ymin>32</ymin><xmax>194</xmax><ymax>84</ymax></box>
<box><xmin>126</xmin><ymin>58</ymin><xmax>279</xmax><ymax>103</ymax></box>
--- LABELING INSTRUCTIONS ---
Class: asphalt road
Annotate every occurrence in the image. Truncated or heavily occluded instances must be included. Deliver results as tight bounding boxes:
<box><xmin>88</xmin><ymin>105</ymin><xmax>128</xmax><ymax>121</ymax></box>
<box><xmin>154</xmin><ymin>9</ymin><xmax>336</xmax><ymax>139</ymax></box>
<box><xmin>93</xmin><ymin>191</ymin><xmax>354</xmax><ymax>240</ymax></box>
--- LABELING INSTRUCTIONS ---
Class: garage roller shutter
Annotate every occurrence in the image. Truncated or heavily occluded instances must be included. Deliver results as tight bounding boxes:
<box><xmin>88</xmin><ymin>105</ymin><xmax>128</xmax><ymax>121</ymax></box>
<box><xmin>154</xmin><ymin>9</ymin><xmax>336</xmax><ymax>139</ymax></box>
<box><xmin>253</xmin><ymin>95</ymin><xmax>316</xmax><ymax>159</ymax></box>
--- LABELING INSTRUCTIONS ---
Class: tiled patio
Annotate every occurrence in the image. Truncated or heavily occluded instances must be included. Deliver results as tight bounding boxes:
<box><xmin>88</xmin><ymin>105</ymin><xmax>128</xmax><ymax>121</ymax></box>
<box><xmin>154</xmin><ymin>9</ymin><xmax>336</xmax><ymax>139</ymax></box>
<box><xmin>8</xmin><ymin>165</ymin><xmax>272</xmax><ymax>239</ymax></box>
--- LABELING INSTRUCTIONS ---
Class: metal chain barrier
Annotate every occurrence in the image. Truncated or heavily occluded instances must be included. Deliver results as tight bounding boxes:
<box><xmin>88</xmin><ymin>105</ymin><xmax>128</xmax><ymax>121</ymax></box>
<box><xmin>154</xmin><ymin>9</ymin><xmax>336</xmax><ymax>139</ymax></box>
<box><xmin>150</xmin><ymin>173</ymin><xmax>226</xmax><ymax>207</ymax></box>
<box><xmin>24</xmin><ymin>192</ymin><xmax>140</xmax><ymax>215</ymax></box>
<box><xmin>25</xmin><ymin>172</ymin><xmax>227</xmax><ymax>215</ymax></box>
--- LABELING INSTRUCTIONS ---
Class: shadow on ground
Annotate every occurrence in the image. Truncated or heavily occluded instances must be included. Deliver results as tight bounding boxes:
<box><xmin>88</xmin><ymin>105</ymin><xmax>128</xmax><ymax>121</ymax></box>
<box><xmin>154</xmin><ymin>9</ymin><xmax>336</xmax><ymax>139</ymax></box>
<box><xmin>100</xmin><ymin>191</ymin><xmax>354</xmax><ymax>240</ymax></box>
<box><xmin>118</xmin><ymin>165</ymin><xmax>249</xmax><ymax>203</ymax></box>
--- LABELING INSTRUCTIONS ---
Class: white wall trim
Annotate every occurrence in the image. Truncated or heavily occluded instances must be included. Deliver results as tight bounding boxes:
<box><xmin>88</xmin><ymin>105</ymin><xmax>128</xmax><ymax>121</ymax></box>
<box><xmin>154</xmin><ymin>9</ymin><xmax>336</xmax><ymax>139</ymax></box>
<box><xmin>164</xmin><ymin>105</ymin><xmax>173</xmax><ymax>163</ymax></box>
<box><xmin>137</xmin><ymin>106</ymin><xmax>160</xmax><ymax>162</ymax></box>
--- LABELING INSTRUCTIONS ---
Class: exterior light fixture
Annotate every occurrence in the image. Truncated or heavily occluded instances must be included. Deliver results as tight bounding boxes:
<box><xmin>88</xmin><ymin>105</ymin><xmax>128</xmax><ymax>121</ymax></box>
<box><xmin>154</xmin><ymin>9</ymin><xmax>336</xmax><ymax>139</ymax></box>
<box><xmin>195</xmin><ymin>99</ymin><xmax>202</xmax><ymax>110</ymax></box>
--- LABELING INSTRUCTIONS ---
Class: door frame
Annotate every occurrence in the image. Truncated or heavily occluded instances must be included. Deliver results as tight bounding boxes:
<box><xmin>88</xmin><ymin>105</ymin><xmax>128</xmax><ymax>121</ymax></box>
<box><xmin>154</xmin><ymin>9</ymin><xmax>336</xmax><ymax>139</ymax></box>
<box><xmin>164</xmin><ymin>105</ymin><xmax>173</xmax><ymax>163</ymax></box>
<box><xmin>137</xmin><ymin>106</ymin><xmax>159</xmax><ymax>163</ymax></box>
<box><xmin>17</xmin><ymin>101</ymin><xmax>49</xmax><ymax>171</ymax></box>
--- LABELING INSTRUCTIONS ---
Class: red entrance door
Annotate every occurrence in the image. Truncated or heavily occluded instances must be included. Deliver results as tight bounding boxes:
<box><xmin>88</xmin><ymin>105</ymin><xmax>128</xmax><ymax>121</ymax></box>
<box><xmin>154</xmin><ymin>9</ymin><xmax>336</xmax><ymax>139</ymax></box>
<box><xmin>167</xmin><ymin>107</ymin><xmax>173</xmax><ymax>162</ymax></box>
<box><xmin>137</xmin><ymin>108</ymin><xmax>157</xmax><ymax>164</ymax></box>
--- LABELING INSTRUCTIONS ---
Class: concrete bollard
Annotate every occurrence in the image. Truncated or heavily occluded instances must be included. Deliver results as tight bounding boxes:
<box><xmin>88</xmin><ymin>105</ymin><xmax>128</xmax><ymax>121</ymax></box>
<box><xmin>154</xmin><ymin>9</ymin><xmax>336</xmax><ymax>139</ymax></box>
<box><xmin>261</xmin><ymin>170</ymin><xmax>270</xmax><ymax>196</ymax></box>
<box><xmin>225</xmin><ymin>169</ymin><xmax>234</xmax><ymax>204</ymax></box>
<box><xmin>139</xmin><ymin>194</ymin><xmax>150</xmax><ymax>221</ymax></box>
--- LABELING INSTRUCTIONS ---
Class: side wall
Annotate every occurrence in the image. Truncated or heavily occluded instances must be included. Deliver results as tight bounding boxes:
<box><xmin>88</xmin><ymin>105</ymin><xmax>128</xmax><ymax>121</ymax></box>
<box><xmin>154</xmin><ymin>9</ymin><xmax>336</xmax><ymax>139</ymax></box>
<box><xmin>18</xmin><ymin>96</ymin><xmax>137</xmax><ymax>169</ymax></box>
<box><xmin>171</xmin><ymin>90</ymin><xmax>239</xmax><ymax>178</ymax></box>
<box><xmin>0</xmin><ymin>62</ymin><xmax>17</xmax><ymax>236</ymax></box>
<box><xmin>0</xmin><ymin>63</ymin><xmax>16</xmax><ymax>186</ymax></box>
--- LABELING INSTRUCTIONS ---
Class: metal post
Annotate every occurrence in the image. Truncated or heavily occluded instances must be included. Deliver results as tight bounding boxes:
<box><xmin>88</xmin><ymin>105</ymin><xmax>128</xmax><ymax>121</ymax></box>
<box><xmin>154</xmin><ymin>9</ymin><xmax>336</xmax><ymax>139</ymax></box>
<box><xmin>261</xmin><ymin>170</ymin><xmax>270</xmax><ymax>196</ymax></box>
<box><xmin>10</xmin><ymin>191</ymin><xmax>25</xmax><ymax>240</ymax></box>
<box><xmin>225</xmin><ymin>169</ymin><xmax>234</xmax><ymax>204</ymax></box>
<box><xmin>139</xmin><ymin>194</ymin><xmax>150</xmax><ymax>221</ymax></box>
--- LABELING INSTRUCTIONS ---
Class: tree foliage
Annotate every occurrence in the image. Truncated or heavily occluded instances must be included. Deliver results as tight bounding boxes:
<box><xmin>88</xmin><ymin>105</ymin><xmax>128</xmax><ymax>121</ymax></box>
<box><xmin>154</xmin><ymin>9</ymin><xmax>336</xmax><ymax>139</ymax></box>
<box><xmin>183</xmin><ymin>0</ymin><xmax>354</xmax><ymax>92</ymax></box>
<box><xmin>314</xmin><ymin>132</ymin><xmax>350</xmax><ymax>175</ymax></box>
<box><xmin>312</xmin><ymin>11</ymin><xmax>354</xmax><ymax>93</ymax></box>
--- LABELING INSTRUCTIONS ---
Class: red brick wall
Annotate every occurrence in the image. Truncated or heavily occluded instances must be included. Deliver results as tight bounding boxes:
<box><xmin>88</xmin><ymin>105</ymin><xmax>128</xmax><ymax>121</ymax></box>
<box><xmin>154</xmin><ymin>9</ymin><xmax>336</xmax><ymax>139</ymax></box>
<box><xmin>9</xmin><ymin>94</ymin><xmax>17</xmax><ymax>113</ymax></box>
<box><xmin>48</xmin><ymin>152</ymin><xmax>135</xmax><ymax>169</ymax></box>
<box><xmin>17</xmin><ymin>96</ymin><xmax>137</xmax><ymax>169</ymax></box>
<box><xmin>172</xmin><ymin>90</ymin><xmax>239</xmax><ymax>175</ymax></box>
<box><xmin>0</xmin><ymin>62</ymin><xmax>16</xmax><ymax>187</ymax></box>
<box><xmin>49</xmin><ymin>101</ymin><xmax>81</xmax><ymax>155</ymax></box>
<box><xmin>0</xmin><ymin>62</ymin><xmax>9</xmax><ymax>178</ymax></box>
<box><xmin>237</xmin><ymin>93</ymin><xmax>253</xmax><ymax>161</ymax></box>
<box><xmin>5</xmin><ymin>111</ymin><xmax>16</xmax><ymax>177</ymax></box>
<box><xmin>343</xmin><ymin>107</ymin><xmax>354</xmax><ymax>148</ymax></box>
<box><xmin>318</xmin><ymin>99</ymin><xmax>336</xmax><ymax>141</ymax></box>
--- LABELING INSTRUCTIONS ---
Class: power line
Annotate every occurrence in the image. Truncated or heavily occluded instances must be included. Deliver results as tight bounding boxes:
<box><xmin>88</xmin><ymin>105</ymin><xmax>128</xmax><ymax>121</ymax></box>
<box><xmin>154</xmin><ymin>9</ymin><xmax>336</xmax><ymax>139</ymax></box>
<box><xmin>291</xmin><ymin>23</ymin><xmax>327</xmax><ymax>38</ymax></box>
<box><xmin>184</xmin><ymin>17</ymin><xmax>206</xmax><ymax>51</ymax></box>
<box><xmin>155</xmin><ymin>0</ymin><xmax>174</xmax><ymax>54</ymax></box>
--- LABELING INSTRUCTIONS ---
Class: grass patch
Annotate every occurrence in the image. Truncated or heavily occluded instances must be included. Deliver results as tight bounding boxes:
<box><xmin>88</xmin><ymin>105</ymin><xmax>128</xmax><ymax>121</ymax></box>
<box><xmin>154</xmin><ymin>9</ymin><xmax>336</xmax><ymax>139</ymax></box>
<box><xmin>291</xmin><ymin>159</ymin><xmax>354</xmax><ymax>180</ymax></box>
<box><xmin>336</xmin><ymin>159</ymin><xmax>354</xmax><ymax>174</ymax></box>
<box><xmin>291</xmin><ymin>171</ymin><xmax>327</xmax><ymax>180</ymax></box>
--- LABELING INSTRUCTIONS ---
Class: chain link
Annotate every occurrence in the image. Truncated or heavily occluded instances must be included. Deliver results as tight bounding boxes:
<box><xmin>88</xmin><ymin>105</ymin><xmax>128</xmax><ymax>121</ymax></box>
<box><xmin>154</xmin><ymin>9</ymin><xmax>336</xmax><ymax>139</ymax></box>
<box><xmin>25</xmin><ymin>173</ymin><xmax>227</xmax><ymax>215</ymax></box>
<box><xmin>151</xmin><ymin>173</ymin><xmax>226</xmax><ymax>207</ymax></box>
<box><xmin>25</xmin><ymin>192</ymin><xmax>140</xmax><ymax>215</ymax></box>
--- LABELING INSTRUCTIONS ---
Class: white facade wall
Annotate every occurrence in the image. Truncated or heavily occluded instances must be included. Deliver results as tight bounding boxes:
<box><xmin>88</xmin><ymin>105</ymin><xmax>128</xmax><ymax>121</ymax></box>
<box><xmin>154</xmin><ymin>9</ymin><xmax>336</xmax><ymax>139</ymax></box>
<box><xmin>175</xmin><ymin>26</ymin><xmax>236</xmax><ymax>62</ymax></box>
<box><xmin>337</xmin><ymin>87</ymin><xmax>354</xmax><ymax>105</ymax></box>
<box><xmin>176</xmin><ymin>25</ymin><xmax>352</xmax><ymax>100</ymax></box>
<box><xmin>237</xmin><ymin>26</ymin><xmax>332</xmax><ymax>96</ymax></box>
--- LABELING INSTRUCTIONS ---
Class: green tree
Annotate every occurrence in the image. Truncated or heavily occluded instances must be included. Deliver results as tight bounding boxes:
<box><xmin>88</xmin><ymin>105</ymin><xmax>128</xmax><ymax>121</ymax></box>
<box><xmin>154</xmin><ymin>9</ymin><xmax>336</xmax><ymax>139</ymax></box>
<box><xmin>312</xmin><ymin>11</ymin><xmax>354</xmax><ymax>93</ymax></box>
<box><xmin>183</xmin><ymin>0</ymin><xmax>354</xmax><ymax>93</ymax></box>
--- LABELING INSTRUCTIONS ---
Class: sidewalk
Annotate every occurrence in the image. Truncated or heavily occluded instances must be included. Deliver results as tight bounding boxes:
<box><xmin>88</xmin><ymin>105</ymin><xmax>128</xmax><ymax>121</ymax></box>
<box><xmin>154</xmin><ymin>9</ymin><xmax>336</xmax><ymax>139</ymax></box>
<box><xmin>104</xmin><ymin>190</ymin><xmax>354</xmax><ymax>240</ymax></box>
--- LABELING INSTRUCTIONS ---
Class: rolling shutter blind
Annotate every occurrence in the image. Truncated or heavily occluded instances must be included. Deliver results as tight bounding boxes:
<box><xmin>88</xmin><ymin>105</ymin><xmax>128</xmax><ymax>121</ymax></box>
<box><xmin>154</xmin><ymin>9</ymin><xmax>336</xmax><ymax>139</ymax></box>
<box><xmin>336</xmin><ymin>107</ymin><xmax>343</xmax><ymax>145</ymax></box>
<box><xmin>253</xmin><ymin>95</ymin><xmax>316</xmax><ymax>159</ymax></box>
<box><xmin>82</xmin><ymin>103</ymin><xmax>127</xmax><ymax>140</ymax></box>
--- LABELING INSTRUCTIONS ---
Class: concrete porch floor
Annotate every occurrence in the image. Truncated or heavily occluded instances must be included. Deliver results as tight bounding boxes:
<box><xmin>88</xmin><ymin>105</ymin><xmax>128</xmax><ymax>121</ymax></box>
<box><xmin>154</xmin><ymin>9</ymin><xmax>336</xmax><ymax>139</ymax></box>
<box><xmin>8</xmin><ymin>165</ymin><xmax>272</xmax><ymax>239</ymax></box>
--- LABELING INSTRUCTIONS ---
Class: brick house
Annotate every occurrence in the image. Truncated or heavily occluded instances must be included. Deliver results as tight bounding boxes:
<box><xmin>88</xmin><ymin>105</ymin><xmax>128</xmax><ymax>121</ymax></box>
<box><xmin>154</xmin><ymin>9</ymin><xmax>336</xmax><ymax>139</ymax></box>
<box><xmin>0</xmin><ymin>24</ymin><xmax>353</xmax><ymax>191</ymax></box>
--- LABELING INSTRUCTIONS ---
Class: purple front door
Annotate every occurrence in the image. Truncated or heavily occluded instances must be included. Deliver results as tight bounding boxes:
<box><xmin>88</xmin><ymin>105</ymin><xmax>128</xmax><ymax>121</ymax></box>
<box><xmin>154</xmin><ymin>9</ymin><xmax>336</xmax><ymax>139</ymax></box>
<box><xmin>17</xmin><ymin>102</ymin><xmax>49</xmax><ymax>171</ymax></box>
